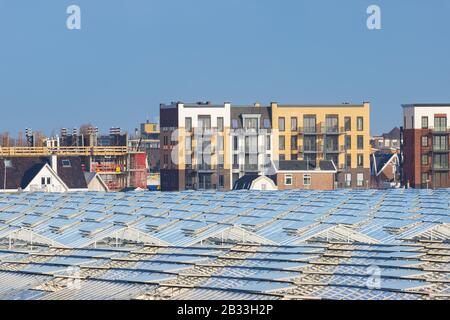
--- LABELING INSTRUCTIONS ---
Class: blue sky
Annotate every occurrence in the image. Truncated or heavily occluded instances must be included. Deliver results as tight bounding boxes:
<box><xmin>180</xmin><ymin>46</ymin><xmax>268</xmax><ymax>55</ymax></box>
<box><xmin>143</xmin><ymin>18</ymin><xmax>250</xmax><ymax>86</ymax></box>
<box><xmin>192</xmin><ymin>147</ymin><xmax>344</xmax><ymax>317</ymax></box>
<box><xmin>1</xmin><ymin>0</ymin><xmax>450</xmax><ymax>136</ymax></box>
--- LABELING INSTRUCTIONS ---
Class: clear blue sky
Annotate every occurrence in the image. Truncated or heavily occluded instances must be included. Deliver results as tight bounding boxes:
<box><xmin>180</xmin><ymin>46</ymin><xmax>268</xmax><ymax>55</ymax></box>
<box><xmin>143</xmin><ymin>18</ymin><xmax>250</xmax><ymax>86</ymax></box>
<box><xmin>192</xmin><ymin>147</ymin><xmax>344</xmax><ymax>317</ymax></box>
<box><xmin>1</xmin><ymin>0</ymin><xmax>450</xmax><ymax>136</ymax></box>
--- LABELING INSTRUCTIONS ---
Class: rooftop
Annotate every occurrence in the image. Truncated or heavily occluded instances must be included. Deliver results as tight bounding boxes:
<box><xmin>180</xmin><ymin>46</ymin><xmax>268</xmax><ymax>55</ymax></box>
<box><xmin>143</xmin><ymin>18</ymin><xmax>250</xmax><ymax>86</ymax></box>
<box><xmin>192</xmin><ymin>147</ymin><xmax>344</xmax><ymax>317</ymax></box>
<box><xmin>0</xmin><ymin>189</ymin><xmax>448</xmax><ymax>300</ymax></box>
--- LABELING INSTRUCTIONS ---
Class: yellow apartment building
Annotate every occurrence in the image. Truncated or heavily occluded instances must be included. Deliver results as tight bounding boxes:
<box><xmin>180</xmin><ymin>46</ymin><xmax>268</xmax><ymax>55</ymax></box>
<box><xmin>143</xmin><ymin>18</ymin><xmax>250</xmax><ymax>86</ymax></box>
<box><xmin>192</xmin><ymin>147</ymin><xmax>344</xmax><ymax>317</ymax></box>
<box><xmin>271</xmin><ymin>102</ymin><xmax>371</xmax><ymax>188</ymax></box>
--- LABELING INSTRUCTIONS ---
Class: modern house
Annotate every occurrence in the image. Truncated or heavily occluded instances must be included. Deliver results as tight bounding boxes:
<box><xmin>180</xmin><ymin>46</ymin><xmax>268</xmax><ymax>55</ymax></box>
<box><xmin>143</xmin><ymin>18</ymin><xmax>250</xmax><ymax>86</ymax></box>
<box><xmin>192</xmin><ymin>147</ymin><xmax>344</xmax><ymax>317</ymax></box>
<box><xmin>402</xmin><ymin>104</ymin><xmax>450</xmax><ymax>188</ymax></box>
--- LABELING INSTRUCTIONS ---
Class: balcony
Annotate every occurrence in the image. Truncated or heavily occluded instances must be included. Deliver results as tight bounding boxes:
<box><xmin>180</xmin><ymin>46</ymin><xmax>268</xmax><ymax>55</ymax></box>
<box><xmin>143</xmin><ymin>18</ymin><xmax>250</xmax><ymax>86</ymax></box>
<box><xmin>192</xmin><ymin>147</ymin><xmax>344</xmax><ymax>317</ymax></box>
<box><xmin>430</xmin><ymin>126</ymin><xmax>450</xmax><ymax>134</ymax></box>
<box><xmin>324</xmin><ymin>145</ymin><xmax>346</xmax><ymax>153</ymax></box>
<box><xmin>299</xmin><ymin>124</ymin><xmax>345</xmax><ymax>135</ymax></box>
<box><xmin>301</xmin><ymin>145</ymin><xmax>324</xmax><ymax>153</ymax></box>
<box><xmin>432</xmin><ymin>146</ymin><xmax>450</xmax><ymax>153</ymax></box>
<box><xmin>433</xmin><ymin>165</ymin><xmax>450</xmax><ymax>172</ymax></box>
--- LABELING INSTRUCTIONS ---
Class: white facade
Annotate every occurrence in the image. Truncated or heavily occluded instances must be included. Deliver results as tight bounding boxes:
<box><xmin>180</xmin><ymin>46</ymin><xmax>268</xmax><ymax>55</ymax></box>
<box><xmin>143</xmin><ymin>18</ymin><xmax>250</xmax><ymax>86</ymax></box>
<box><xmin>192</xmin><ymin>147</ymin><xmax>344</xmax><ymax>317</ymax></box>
<box><xmin>403</xmin><ymin>104</ymin><xmax>450</xmax><ymax>129</ymax></box>
<box><xmin>24</xmin><ymin>164</ymin><xmax>68</xmax><ymax>193</ymax></box>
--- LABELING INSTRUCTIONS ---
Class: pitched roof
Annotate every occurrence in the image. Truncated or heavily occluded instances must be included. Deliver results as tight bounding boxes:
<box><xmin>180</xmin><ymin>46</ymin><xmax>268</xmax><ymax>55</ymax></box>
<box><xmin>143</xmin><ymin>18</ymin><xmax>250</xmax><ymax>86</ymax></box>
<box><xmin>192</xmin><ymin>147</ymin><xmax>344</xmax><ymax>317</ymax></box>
<box><xmin>233</xmin><ymin>175</ymin><xmax>276</xmax><ymax>190</ymax></box>
<box><xmin>382</xmin><ymin>127</ymin><xmax>401</xmax><ymax>140</ymax></box>
<box><xmin>0</xmin><ymin>156</ymin><xmax>87</xmax><ymax>190</ymax></box>
<box><xmin>371</xmin><ymin>153</ymin><xmax>399</xmax><ymax>176</ymax></box>
<box><xmin>0</xmin><ymin>157</ymin><xmax>49</xmax><ymax>189</ymax></box>
<box><xmin>276</xmin><ymin>160</ymin><xmax>337</xmax><ymax>172</ymax></box>
<box><xmin>57</xmin><ymin>157</ymin><xmax>87</xmax><ymax>189</ymax></box>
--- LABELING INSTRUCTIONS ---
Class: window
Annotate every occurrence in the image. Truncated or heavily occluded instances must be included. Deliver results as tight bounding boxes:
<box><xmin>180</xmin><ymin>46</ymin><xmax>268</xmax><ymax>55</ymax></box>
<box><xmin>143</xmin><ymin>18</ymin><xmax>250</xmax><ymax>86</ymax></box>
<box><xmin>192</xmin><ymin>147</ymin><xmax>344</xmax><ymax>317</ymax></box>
<box><xmin>291</xmin><ymin>117</ymin><xmax>298</xmax><ymax>131</ymax></box>
<box><xmin>163</xmin><ymin>135</ymin><xmax>169</xmax><ymax>146</ymax></box>
<box><xmin>434</xmin><ymin>116</ymin><xmax>447</xmax><ymax>131</ymax></box>
<box><xmin>291</xmin><ymin>136</ymin><xmax>298</xmax><ymax>150</ymax></box>
<box><xmin>185</xmin><ymin>136</ymin><xmax>192</xmax><ymax>151</ymax></box>
<box><xmin>422</xmin><ymin>173</ymin><xmax>429</xmax><ymax>185</ymax></box>
<box><xmin>244</xmin><ymin>117</ymin><xmax>258</xmax><ymax>130</ymax></box>
<box><xmin>291</xmin><ymin>154</ymin><xmax>298</xmax><ymax>160</ymax></box>
<box><xmin>346</xmin><ymin>154</ymin><xmax>352</xmax><ymax>168</ymax></box>
<box><xmin>233</xmin><ymin>136</ymin><xmax>239</xmax><ymax>151</ymax></box>
<box><xmin>344</xmin><ymin>117</ymin><xmax>351</xmax><ymax>131</ymax></box>
<box><xmin>421</xmin><ymin>136</ymin><xmax>428</xmax><ymax>147</ymax></box>
<box><xmin>421</xmin><ymin>154</ymin><xmax>428</xmax><ymax>165</ymax></box>
<box><xmin>434</xmin><ymin>154</ymin><xmax>449</xmax><ymax>169</ymax></box>
<box><xmin>266</xmin><ymin>135</ymin><xmax>271</xmax><ymax>151</ymax></box>
<box><xmin>278</xmin><ymin>117</ymin><xmax>285</xmax><ymax>132</ymax></box>
<box><xmin>62</xmin><ymin>160</ymin><xmax>71</xmax><ymax>167</ymax></box>
<box><xmin>219</xmin><ymin>175</ymin><xmax>224</xmax><ymax>188</ymax></box>
<box><xmin>164</xmin><ymin>154</ymin><xmax>169</xmax><ymax>165</ymax></box>
<box><xmin>357</xmin><ymin>154</ymin><xmax>364</xmax><ymax>168</ymax></box>
<box><xmin>198</xmin><ymin>115</ymin><xmax>211</xmax><ymax>130</ymax></box>
<box><xmin>357</xmin><ymin>135</ymin><xmax>364</xmax><ymax>150</ymax></box>
<box><xmin>325</xmin><ymin>115</ymin><xmax>339</xmax><ymax>133</ymax></box>
<box><xmin>357</xmin><ymin>173</ymin><xmax>364</xmax><ymax>187</ymax></box>
<box><xmin>41</xmin><ymin>177</ymin><xmax>46</xmax><ymax>185</ymax></box>
<box><xmin>303</xmin><ymin>115</ymin><xmax>316</xmax><ymax>133</ymax></box>
<box><xmin>433</xmin><ymin>135</ymin><xmax>448</xmax><ymax>151</ymax></box>
<box><xmin>279</xmin><ymin>154</ymin><xmax>286</xmax><ymax>161</ymax></box>
<box><xmin>345</xmin><ymin>135</ymin><xmax>352</xmax><ymax>150</ymax></box>
<box><xmin>231</xmin><ymin>119</ymin><xmax>238</xmax><ymax>129</ymax></box>
<box><xmin>185</xmin><ymin>117</ymin><xmax>192</xmax><ymax>132</ymax></box>
<box><xmin>303</xmin><ymin>174</ymin><xmax>311</xmax><ymax>186</ymax></box>
<box><xmin>233</xmin><ymin>154</ymin><xmax>239</xmax><ymax>166</ymax></box>
<box><xmin>345</xmin><ymin>173</ymin><xmax>352</xmax><ymax>187</ymax></box>
<box><xmin>357</xmin><ymin>117</ymin><xmax>364</xmax><ymax>131</ymax></box>
<box><xmin>217</xmin><ymin>117</ymin><xmax>224</xmax><ymax>132</ymax></box>
<box><xmin>263</xmin><ymin>119</ymin><xmax>271</xmax><ymax>129</ymax></box>
<box><xmin>421</xmin><ymin>116</ymin><xmax>429</xmax><ymax>129</ymax></box>
<box><xmin>218</xmin><ymin>136</ymin><xmax>224</xmax><ymax>151</ymax></box>
<box><xmin>279</xmin><ymin>136</ymin><xmax>286</xmax><ymax>150</ymax></box>
<box><xmin>284</xmin><ymin>174</ymin><xmax>293</xmax><ymax>185</ymax></box>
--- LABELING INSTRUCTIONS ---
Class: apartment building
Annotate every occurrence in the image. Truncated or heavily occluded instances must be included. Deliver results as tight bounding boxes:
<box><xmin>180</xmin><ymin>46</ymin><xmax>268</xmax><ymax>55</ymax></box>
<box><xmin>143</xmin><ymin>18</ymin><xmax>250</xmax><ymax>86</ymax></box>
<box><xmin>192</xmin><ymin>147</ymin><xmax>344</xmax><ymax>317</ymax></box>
<box><xmin>270</xmin><ymin>102</ymin><xmax>371</xmax><ymax>188</ymax></box>
<box><xmin>160</xmin><ymin>101</ymin><xmax>371</xmax><ymax>191</ymax></box>
<box><xmin>402</xmin><ymin>104</ymin><xmax>450</xmax><ymax>189</ymax></box>
<box><xmin>230</xmin><ymin>104</ymin><xmax>273</xmax><ymax>186</ymax></box>
<box><xmin>160</xmin><ymin>102</ymin><xmax>231</xmax><ymax>191</ymax></box>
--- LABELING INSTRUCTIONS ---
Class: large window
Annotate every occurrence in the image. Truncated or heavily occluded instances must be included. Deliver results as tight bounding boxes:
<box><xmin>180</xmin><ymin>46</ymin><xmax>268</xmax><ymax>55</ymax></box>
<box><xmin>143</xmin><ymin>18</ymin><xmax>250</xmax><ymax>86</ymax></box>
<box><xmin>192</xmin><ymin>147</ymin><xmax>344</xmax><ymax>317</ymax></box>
<box><xmin>357</xmin><ymin>117</ymin><xmax>364</xmax><ymax>131</ymax></box>
<box><xmin>434</xmin><ymin>116</ymin><xmax>447</xmax><ymax>131</ymax></box>
<box><xmin>198</xmin><ymin>116</ymin><xmax>211</xmax><ymax>130</ymax></box>
<box><xmin>433</xmin><ymin>135</ymin><xmax>448</xmax><ymax>151</ymax></box>
<box><xmin>303</xmin><ymin>136</ymin><xmax>316</xmax><ymax>151</ymax></box>
<box><xmin>303</xmin><ymin>115</ymin><xmax>316</xmax><ymax>133</ymax></box>
<box><xmin>325</xmin><ymin>115</ymin><xmax>339</xmax><ymax>133</ymax></box>
<box><xmin>279</xmin><ymin>136</ymin><xmax>286</xmax><ymax>150</ymax></box>
<box><xmin>291</xmin><ymin>117</ymin><xmax>298</xmax><ymax>131</ymax></box>
<box><xmin>421</xmin><ymin>136</ymin><xmax>428</xmax><ymax>147</ymax></box>
<box><xmin>344</xmin><ymin>117</ymin><xmax>351</xmax><ymax>131</ymax></box>
<box><xmin>284</xmin><ymin>174</ymin><xmax>293</xmax><ymax>185</ymax></box>
<box><xmin>434</xmin><ymin>154</ymin><xmax>449</xmax><ymax>169</ymax></box>
<box><xmin>244</xmin><ymin>117</ymin><xmax>258</xmax><ymax>130</ymax></box>
<box><xmin>421</xmin><ymin>116</ymin><xmax>429</xmax><ymax>129</ymax></box>
<box><xmin>278</xmin><ymin>117</ymin><xmax>285</xmax><ymax>132</ymax></box>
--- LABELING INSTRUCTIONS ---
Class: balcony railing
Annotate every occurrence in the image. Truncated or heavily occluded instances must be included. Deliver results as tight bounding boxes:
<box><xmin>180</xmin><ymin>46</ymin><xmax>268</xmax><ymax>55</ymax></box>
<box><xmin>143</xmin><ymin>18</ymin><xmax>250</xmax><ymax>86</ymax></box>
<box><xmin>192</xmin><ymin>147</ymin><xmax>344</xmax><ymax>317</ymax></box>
<box><xmin>430</xmin><ymin>126</ymin><xmax>450</xmax><ymax>134</ymax></box>
<box><xmin>324</xmin><ymin>145</ymin><xmax>346</xmax><ymax>153</ymax></box>
<box><xmin>299</xmin><ymin>124</ymin><xmax>345</xmax><ymax>135</ymax></box>
<box><xmin>301</xmin><ymin>145</ymin><xmax>324</xmax><ymax>153</ymax></box>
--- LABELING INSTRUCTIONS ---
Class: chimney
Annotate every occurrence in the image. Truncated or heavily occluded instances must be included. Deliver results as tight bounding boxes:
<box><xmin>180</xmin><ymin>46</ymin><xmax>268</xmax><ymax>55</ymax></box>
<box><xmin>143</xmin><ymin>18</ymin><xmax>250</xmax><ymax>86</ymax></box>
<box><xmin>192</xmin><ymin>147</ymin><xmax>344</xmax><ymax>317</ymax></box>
<box><xmin>51</xmin><ymin>154</ymin><xmax>58</xmax><ymax>174</ymax></box>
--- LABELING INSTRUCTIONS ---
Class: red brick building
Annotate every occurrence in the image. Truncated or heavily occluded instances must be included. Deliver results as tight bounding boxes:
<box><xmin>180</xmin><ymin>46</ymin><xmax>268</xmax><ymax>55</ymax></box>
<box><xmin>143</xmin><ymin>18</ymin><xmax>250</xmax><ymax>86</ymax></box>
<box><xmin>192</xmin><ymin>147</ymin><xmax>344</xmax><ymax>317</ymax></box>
<box><xmin>402</xmin><ymin>104</ymin><xmax>450</xmax><ymax>189</ymax></box>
